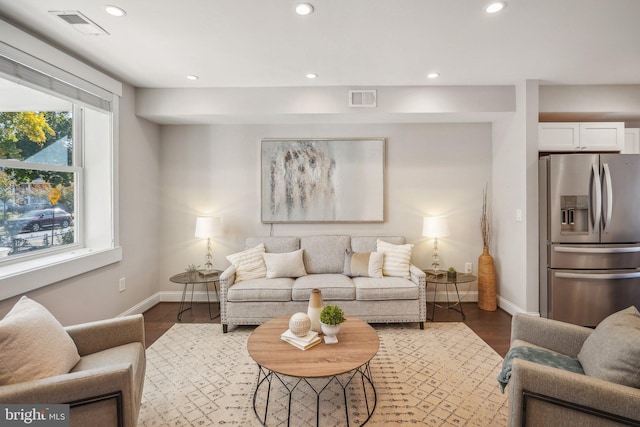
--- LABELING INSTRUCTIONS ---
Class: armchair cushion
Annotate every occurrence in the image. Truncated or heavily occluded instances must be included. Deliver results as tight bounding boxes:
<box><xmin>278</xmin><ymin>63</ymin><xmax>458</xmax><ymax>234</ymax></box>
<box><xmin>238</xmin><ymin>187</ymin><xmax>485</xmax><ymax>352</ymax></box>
<box><xmin>577</xmin><ymin>305</ymin><xmax>640</xmax><ymax>389</ymax></box>
<box><xmin>0</xmin><ymin>296</ymin><xmax>80</xmax><ymax>385</ymax></box>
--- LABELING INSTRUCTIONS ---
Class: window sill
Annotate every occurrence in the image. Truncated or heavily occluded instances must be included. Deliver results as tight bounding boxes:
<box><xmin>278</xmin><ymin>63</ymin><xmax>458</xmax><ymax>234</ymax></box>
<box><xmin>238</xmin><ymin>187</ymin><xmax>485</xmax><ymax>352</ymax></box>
<box><xmin>0</xmin><ymin>247</ymin><xmax>123</xmax><ymax>301</ymax></box>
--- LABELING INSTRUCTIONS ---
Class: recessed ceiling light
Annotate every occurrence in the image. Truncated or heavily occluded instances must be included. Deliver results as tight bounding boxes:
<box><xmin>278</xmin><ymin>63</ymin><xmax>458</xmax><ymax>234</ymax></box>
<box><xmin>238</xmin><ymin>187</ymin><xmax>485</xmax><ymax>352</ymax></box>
<box><xmin>486</xmin><ymin>2</ymin><xmax>506</xmax><ymax>13</ymax></box>
<box><xmin>295</xmin><ymin>3</ymin><xmax>314</xmax><ymax>16</ymax></box>
<box><xmin>186</xmin><ymin>75</ymin><xmax>199</xmax><ymax>81</ymax></box>
<box><xmin>105</xmin><ymin>5</ymin><xmax>127</xmax><ymax>17</ymax></box>
<box><xmin>306</xmin><ymin>73</ymin><xmax>318</xmax><ymax>79</ymax></box>
<box><xmin>427</xmin><ymin>72</ymin><xmax>440</xmax><ymax>79</ymax></box>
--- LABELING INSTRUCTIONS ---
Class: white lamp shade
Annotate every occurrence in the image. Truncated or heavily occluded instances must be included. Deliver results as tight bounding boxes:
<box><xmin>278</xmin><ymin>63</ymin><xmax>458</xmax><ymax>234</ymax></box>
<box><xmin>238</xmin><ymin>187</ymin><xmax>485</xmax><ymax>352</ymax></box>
<box><xmin>422</xmin><ymin>216</ymin><xmax>450</xmax><ymax>238</ymax></box>
<box><xmin>194</xmin><ymin>216</ymin><xmax>221</xmax><ymax>238</ymax></box>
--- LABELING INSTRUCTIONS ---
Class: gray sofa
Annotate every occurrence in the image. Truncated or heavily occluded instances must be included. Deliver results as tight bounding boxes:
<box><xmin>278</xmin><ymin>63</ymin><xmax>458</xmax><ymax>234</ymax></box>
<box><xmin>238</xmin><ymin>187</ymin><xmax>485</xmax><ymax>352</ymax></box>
<box><xmin>507</xmin><ymin>314</ymin><xmax>640</xmax><ymax>426</ymax></box>
<box><xmin>219</xmin><ymin>235</ymin><xmax>427</xmax><ymax>333</ymax></box>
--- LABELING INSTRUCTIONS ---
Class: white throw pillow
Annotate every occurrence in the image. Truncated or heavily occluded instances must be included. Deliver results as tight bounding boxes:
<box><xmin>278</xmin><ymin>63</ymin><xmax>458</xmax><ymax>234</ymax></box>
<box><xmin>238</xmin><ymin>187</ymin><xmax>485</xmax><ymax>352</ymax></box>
<box><xmin>0</xmin><ymin>296</ymin><xmax>81</xmax><ymax>385</ymax></box>
<box><xmin>226</xmin><ymin>243</ymin><xmax>267</xmax><ymax>282</ymax></box>
<box><xmin>376</xmin><ymin>239</ymin><xmax>414</xmax><ymax>279</ymax></box>
<box><xmin>263</xmin><ymin>249</ymin><xmax>307</xmax><ymax>278</ymax></box>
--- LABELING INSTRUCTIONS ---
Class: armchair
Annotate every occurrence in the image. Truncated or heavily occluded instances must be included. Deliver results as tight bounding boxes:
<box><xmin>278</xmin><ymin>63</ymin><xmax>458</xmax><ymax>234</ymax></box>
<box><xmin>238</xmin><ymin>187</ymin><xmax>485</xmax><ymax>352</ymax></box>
<box><xmin>507</xmin><ymin>314</ymin><xmax>640</xmax><ymax>427</ymax></box>
<box><xmin>0</xmin><ymin>314</ymin><xmax>146</xmax><ymax>427</ymax></box>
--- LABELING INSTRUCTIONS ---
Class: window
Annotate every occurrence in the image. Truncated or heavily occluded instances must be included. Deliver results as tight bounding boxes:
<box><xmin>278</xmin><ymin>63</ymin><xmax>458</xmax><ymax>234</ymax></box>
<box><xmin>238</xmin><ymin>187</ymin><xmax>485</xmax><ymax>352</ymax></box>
<box><xmin>0</xmin><ymin>84</ymin><xmax>78</xmax><ymax>258</ymax></box>
<box><xmin>0</xmin><ymin>42</ymin><xmax>121</xmax><ymax>299</ymax></box>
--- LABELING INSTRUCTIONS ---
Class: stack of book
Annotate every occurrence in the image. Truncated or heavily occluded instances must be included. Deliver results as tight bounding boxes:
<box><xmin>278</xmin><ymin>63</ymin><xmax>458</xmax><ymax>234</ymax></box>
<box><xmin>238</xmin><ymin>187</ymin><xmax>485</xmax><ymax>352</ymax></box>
<box><xmin>280</xmin><ymin>329</ymin><xmax>321</xmax><ymax>350</ymax></box>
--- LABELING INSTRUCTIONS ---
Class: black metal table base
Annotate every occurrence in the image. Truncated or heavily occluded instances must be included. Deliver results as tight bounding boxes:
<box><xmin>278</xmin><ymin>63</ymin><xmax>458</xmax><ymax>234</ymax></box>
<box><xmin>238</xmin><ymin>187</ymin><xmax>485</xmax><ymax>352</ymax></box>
<box><xmin>252</xmin><ymin>362</ymin><xmax>376</xmax><ymax>426</ymax></box>
<box><xmin>428</xmin><ymin>282</ymin><xmax>466</xmax><ymax>321</ymax></box>
<box><xmin>177</xmin><ymin>281</ymin><xmax>220</xmax><ymax>321</ymax></box>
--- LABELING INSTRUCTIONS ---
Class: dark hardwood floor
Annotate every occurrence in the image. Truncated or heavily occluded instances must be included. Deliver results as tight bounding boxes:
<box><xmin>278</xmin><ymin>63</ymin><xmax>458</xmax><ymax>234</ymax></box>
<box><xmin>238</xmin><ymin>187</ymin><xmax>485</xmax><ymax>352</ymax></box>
<box><xmin>142</xmin><ymin>301</ymin><xmax>512</xmax><ymax>357</ymax></box>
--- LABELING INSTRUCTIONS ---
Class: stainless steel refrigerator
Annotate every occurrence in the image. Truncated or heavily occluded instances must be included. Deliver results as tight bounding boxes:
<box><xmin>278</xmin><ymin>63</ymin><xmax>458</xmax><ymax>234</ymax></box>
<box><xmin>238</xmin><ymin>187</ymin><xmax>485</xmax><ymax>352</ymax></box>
<box><xmin>539</xmin><ymin>153</ymin><xmax>640</xmax><ymax>326</ymax></box>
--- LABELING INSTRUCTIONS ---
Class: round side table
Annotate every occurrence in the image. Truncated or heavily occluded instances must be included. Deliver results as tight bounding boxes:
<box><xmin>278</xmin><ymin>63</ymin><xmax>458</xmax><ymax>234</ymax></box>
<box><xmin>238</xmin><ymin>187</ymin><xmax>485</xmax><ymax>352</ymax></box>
<box><xmin>169</xmin><ymin>270</ymin><xmax>221</xmax><ymax>321</ymax></box>
<box><xmin>424</xmin><ymin>272</ymin><xmax>477</xmax><ymax>321</ymax></box>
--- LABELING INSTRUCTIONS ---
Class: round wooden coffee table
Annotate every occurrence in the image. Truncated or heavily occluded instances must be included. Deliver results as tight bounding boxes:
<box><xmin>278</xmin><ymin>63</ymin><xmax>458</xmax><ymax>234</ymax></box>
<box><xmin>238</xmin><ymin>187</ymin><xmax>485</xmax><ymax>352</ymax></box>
<box><xmin>247</xmin><ymin>315</ymin><xmax>379</xmax><ymax>426</ymax></box>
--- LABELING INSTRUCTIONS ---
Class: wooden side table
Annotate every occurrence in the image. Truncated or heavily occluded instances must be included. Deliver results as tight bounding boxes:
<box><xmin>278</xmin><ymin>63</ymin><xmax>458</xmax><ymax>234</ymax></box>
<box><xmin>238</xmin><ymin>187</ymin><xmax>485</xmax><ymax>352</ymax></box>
<box><xmin>424</xmin><ymin>272</ymin><xmax>477</xmax><ymax>321</ymax></box>
<box><xmin>169</xmin><ymin>270</ymin><xmax>221</xmax><ymax>321</ymax></box>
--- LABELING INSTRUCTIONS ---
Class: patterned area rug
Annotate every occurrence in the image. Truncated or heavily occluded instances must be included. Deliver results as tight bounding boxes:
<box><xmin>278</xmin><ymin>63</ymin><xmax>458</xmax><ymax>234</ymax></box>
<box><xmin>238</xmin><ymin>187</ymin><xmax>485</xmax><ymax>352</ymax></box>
<box><xmin>138</xmin><ymin>323</ymin><xmax>508</xmax><ymax>426</ymax></box>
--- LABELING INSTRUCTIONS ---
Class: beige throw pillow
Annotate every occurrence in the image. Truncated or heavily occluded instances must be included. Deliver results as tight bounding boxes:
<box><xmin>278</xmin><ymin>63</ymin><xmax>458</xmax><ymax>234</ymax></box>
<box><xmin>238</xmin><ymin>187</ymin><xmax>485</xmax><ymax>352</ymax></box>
<box><xmin>226</xmin><ymin>243</ymin><xmax>267</xmax><ymax>282</ymax></box>
<box><xmin>0</xmin><ymin>296</ymin><xmax>81</xmax><ymax>385</ymax></box>
<box><xmin>263</xmin><ymin>249</ymin><xmax>307</xmax><ymax>278</ymax></box>
<box><xmin>376</xmin><ymin>239</ymin><xmax>414</xmax><ymax>279</ymax></box>
<box><xmin>577</xmin><ymin>306</ymin><xmax>640</xmax><ymax>388</ymax></box>
<box><xmin>343</xmin><ymin>250</ymin><xmax>384</xmax><ymax>278</ymax></box>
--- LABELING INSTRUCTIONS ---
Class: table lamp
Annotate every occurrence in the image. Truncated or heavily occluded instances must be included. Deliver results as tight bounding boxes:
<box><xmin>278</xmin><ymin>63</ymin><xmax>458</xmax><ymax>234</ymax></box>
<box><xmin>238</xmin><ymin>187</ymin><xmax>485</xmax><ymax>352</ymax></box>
<box><xmin>195</xmin><ymin>216</ymin><xmax>221</xmax><ymax>272</ymax></box>
<box><xmin>422</xmin><ymin>216</ymin><xmax>450</xmax><ymax>274</ymax></box>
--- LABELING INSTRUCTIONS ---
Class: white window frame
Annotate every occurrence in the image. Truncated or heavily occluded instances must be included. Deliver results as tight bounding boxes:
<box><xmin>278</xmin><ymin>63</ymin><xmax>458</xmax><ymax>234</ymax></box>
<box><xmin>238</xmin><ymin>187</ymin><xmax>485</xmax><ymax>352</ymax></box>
<box><xmin>0</xmin><ymin>20</ymin><xmax>122</xmax><ymax>300</ymax></box>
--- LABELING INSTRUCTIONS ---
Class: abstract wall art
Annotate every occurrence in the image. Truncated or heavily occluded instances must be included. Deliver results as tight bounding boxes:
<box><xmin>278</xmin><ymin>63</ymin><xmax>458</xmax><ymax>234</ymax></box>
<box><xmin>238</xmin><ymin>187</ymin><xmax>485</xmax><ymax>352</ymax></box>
<box><xmin>261</xmin><ymin>138</ymin><xmax>385</xmax><ymax>223</ymax></box>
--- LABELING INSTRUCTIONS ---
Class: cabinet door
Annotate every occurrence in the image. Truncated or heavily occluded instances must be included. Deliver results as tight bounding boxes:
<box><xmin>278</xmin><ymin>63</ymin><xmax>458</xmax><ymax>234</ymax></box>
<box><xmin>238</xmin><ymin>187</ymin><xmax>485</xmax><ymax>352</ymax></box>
<box><xmin>539</xmin><ymin>123</ymin><xmax>580</xmax><ymax>151</ymax></box>
<box><xmin>579</xmin><ymin>122</ymin><xmax>623</xmax><ymax>152</ymax></box>
<box><xmin>622</xmin><ymin>128</ymin><xmax>640</xmax><ymax>154</ymax></box>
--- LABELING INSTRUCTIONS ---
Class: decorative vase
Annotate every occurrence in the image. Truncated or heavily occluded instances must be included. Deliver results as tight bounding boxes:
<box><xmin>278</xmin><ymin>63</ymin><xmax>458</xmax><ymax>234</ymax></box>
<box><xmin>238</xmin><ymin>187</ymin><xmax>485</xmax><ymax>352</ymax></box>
<box><xmin>447</xmin><ymin>271</ymin><xmax>457</xmax><ymax>280</ymax></box>
<box><xmin>289</xmin><ymin>312</ymin><xmax>311</xmax><ymax>337</ymax></box>
<box><xmin>307</xmin><ymin>288</ymin><xmax>323</xmax><ymax>333</ymax></box>
<box><xmin>477</xmin><ymin>246</ymin><xmax>497</xmax><ymax>311</ymax></box>
<box><xmin>320</xmin><ymin>322</ymin><xmax>340</xmax><ymax>344</ymax></box>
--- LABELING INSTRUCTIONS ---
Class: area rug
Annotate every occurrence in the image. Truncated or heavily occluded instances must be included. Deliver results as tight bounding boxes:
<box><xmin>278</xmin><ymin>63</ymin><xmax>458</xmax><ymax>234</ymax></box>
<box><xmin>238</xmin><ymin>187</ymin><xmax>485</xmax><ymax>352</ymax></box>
<box><xmin>138</xmin><ymin>323</ymin><xmax>508</xmax><ymax>426</ymax></box>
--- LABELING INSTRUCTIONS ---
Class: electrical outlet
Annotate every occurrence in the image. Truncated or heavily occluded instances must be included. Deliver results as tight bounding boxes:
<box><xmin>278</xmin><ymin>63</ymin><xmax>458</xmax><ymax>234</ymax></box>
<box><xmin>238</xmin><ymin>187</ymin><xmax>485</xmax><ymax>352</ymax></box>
<box><xmin>119</xmin><ymin>277</ymin><xmax>126</xmax><ymax>292</ymax></box>
<box><xmin>465</xmin><ymin>263</ymin><xmax>472</xmax><ymax>274</ymax></box>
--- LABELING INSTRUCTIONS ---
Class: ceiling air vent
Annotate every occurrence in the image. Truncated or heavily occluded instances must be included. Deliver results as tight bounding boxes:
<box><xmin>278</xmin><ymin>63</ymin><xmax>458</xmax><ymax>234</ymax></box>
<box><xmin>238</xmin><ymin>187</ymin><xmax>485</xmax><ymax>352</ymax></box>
<box><xmin>50</xmin><ymin>11</ymin><xmax>109</xmax><ymax>36</ymax></box>
<box><xmin>349</xmin><ymin>90</ymin><xmax>377</xmax><ymax>108</ymax></box>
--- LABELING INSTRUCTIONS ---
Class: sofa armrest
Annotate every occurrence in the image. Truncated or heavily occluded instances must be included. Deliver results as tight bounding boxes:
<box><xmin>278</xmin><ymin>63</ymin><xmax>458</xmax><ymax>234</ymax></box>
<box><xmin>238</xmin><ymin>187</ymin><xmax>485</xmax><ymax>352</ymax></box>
<box><xmin>511</xmin><ymin>313</ymin><xmax>591</xmax><ymax>357</ymax></box>
<box><xmin>409</xmin><ymin>264</ymin><xmax>426</xmax><ymax>285</ymax></box>
<box><xmin>508</xmin><ymin>359</ymin><xmax>640</xmax><ymax>426</ymax></box>
<box><xmin>219</xmin><ymin>265</ymin><xmax>236</xmax><ymax>325</ymax></box>
<box><xmin>65</xmin><ymin>314</ymin><xmax>145</xmax><ymax>357</ymax></box>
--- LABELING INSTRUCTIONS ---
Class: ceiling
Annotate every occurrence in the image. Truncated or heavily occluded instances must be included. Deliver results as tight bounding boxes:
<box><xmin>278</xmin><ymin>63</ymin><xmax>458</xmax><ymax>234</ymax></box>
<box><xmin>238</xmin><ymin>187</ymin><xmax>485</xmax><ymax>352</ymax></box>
<box><xmin>1</xmin><ymin>0</ymin><xmax>640</xmax><ymax>90</ymax></box>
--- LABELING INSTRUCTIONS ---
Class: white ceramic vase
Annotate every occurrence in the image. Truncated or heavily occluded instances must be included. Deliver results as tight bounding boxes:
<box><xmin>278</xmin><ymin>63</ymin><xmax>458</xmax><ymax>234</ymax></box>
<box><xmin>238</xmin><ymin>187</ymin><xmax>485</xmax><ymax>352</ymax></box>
<box><xmin>307</xmin><ymin>288</ymin><xmax>323</xmax><ymax>333</ymax></box>
<box><xmin>321</xmin><ymin>322</ymin><xmax>340</xmax><ymax>344</ymax></box>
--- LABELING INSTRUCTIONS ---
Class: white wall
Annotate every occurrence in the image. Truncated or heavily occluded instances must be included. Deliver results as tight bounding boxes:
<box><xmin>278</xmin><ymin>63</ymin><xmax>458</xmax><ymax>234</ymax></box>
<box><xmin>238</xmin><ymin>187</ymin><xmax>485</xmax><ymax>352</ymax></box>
<box><xmin>0</xmin><ymin>83</ymin><xmax>162</xmax><ymax>324</ymax></box>
<box><xmin>159</xmin><ymin>123</ymin><xmax>492</xmax><ymax>301</ymax></box>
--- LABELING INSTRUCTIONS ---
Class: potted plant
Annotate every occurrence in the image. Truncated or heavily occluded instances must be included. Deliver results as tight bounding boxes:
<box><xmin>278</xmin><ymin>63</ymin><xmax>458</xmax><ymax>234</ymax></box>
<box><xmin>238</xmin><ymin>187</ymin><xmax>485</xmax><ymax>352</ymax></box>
<box><xmin>185</xmin><ymin>264</ymin><xmax>200</xmax><ymax>281</ymax></box>
<box><xmin>319</xmin><ymin>304</ymin><xmax>346</xmax><ymax>344</ymax></box>
<box><xmin>447</xmin><ymin>267</ymin><xmax>457</xmax><ymax>280</ymax></box>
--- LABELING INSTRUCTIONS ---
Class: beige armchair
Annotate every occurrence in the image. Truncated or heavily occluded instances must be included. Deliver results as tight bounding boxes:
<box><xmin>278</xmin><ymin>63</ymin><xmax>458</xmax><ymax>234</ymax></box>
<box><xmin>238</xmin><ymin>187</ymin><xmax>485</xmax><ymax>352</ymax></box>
<box><xmin>507</xmin><ymin>314</ymin><xmax>640</xmax><ymax>427</ymax></box>
<box><xmin>0</xmin><ymin>314</ymin><xmax>146</xmax><ymax>427</ymax></box>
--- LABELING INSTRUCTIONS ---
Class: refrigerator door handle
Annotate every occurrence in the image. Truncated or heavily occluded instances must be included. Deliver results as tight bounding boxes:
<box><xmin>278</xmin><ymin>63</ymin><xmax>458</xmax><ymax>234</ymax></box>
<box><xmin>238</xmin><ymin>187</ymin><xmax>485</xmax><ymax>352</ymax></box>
<box><xmin>553</xmin><ymin>246</ymin><xmax>640</xmax><ymax>254</ymax></box>
<box><xmin>602</xmin><ymin>162</ymin><xmax>613</xmax><ymax>233</ymax></box>
<box><xmin>555</xmin><ymin>271</ymin><xmax>640</xmax><ymax>280</ymax></box>
<box><xmin>590</xmin><ymin>163</ymin><xmax>602</xmax><ymax>230</ymax></box>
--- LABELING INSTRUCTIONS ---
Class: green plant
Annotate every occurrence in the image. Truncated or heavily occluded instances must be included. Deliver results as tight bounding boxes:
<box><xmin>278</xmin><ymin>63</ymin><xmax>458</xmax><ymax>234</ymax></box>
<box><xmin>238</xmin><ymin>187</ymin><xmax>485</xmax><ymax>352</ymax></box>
<box><xmin>185</xmin><ymin>264</ymin><xmax>200</xmax><ymax>277</ymax></box>
<box><xmin>320</xmin><ymin>304</ymin><xmax>346</xmax><ymax>326</ymax></box>
<box><xmin>448</xmin><ymin>267</ymin><xmax>456</xmax><ymax>273</ymax></box>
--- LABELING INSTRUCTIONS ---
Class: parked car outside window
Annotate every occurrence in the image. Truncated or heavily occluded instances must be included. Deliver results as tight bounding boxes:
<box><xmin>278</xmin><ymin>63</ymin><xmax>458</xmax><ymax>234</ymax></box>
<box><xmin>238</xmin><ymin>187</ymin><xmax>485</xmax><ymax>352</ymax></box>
<box><xmin>6</xmin><ymin>208</ymin><xmax>72</xmax><ymax>234</ymax></box>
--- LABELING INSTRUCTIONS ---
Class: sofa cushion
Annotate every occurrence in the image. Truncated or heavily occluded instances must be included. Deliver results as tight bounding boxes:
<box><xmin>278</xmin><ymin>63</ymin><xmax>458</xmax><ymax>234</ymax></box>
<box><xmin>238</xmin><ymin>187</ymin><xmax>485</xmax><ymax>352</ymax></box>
<box><xmin>226</xmin><ymin>243</ymin><xmax>267</xmax><ymax>282</ymax></box>
<box><xmin>263</xmin><ymin>249</ymin><xmax>307</xmax><ymax>278</ymax></box>
<box><xmin>351</xmin><ymin>236</ymin><xmax>405</xmax><ymax>252</ymax></box>
<box><xmin>245</xmin><ymin>236</ymin><xmax>299</xmax><ymax>253</ymax></box>
<box><xmin>227</xmin><ymin>277</ymin><xmax>294</xmax><ymax>302</ymax></box>
<box><xmin>300</xmin><ymin>235</ymin><xmax>351</xmax><ymax>274</ymax></box>
<box><xmin>377</xmin><ymin>239</ymin><xmax>414</xmax><ymax>279</ymax></box>
<box><xmin>343</xmin><ymin>250</ymin><xmax>383</xmax><ymax>278</ymax></box>
<box><xmin>292</xmin><ymin>274</ymin><xmax>356</xmax><ymax>301</ymax></box>
<box><xmin>577</xmin><ymin>305</ymin><xmax>640</xmax><ymax>388</ymax></box>
<box><xmin>0</xmin><ymin>296</ymin><xmax>81</xmax><ymax>385</ymax></box>
<box><xmin>353</xmin><ymin>277</ymin><xmax>419</xmax><ymax>300</ymax></box>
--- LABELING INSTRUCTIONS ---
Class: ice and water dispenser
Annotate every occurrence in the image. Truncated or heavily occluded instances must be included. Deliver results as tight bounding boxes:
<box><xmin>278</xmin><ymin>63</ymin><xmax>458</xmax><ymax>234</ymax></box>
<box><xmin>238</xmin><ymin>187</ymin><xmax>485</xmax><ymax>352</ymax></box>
<box><xmin>560</xmin><ymin>195</ymin><xmax>589</xmax><ymax>234</ymax></box>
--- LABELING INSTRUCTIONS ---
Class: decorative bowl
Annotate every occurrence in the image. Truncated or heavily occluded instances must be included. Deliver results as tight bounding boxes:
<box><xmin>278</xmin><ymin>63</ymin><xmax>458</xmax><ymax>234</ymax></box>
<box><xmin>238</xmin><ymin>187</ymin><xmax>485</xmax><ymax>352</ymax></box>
<box><xmin>289</xmin><ymin>312</ymin><xmax>311</xmax><ymax>337</ymax></box>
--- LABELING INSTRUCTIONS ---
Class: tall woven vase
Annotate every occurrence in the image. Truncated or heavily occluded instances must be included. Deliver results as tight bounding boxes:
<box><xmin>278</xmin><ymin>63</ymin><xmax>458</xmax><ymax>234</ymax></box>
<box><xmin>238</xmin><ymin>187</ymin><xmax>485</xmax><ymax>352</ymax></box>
<box><xmin>477</xmin><ymin>246</ymin><xmax>497</xmax><ymax>311</ymax></box>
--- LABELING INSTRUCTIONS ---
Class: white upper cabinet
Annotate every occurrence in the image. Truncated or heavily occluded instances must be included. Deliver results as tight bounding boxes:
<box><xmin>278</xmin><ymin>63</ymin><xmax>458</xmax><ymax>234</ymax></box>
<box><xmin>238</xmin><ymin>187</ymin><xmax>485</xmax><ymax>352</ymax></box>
<box><xmin>539</xmin><ymin>122</ymin><xmax>624</xmax><ymax>152</ymax></box>
<box><xmin>622</xmin><ymin>128</ymin><xmax>640</xmax><ymax>154</ymax></box>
